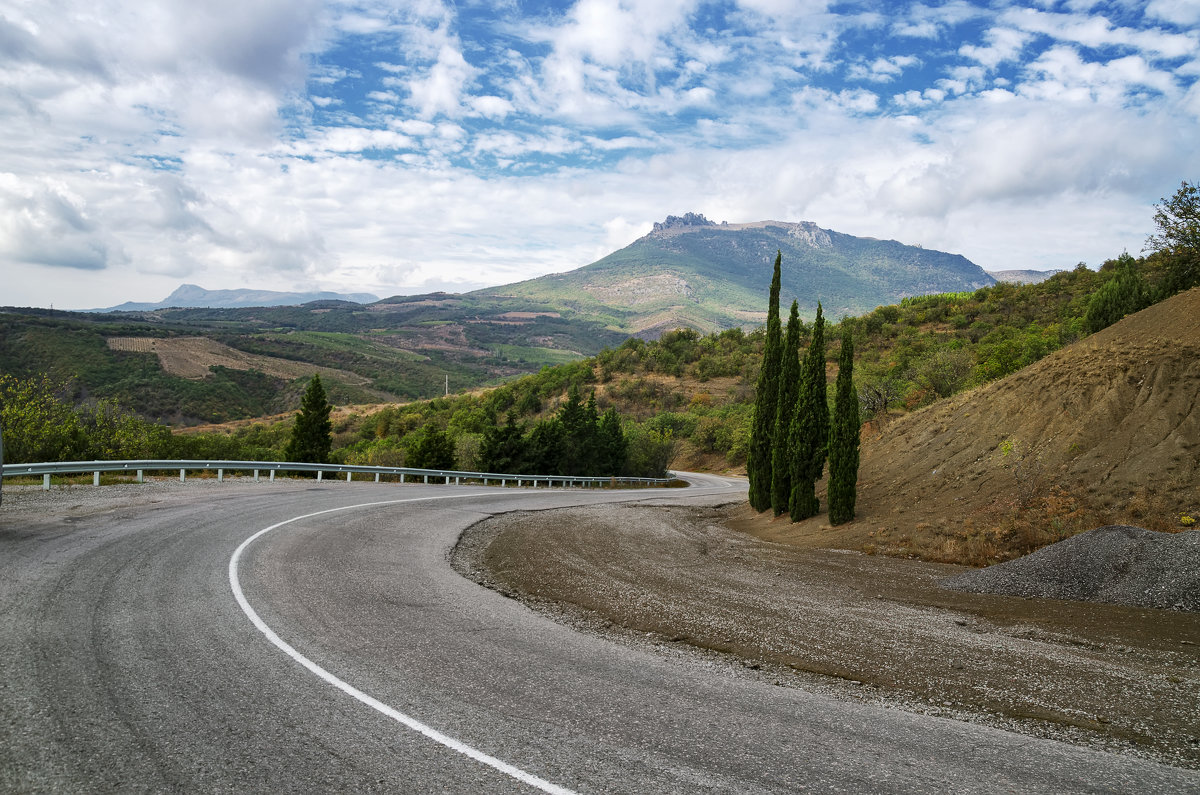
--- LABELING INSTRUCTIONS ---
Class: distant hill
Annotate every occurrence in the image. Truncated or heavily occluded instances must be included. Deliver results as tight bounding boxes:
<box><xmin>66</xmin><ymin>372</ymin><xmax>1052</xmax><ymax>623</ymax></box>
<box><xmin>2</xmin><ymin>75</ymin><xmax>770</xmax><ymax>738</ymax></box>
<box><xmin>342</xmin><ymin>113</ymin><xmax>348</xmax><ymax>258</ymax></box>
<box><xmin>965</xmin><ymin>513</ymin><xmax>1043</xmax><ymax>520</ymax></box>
<box><xmin>89</xmin><ymin>284</ymin><xmax>380</xmax><ymax>312</ymax></box>
<box><xmin>0</xmin><ymin>292</ymin><xmax>627</xmax><ymax>424</ymax></box>
<box><xmin>479</xmin><ymin>213</ymin><xmax>994</xmax><ymax>335</ymax></box>
<box><xmin>986</xmin><ymin>269</ymin><xmax>1063</xmax><ymax>285</ymax></box>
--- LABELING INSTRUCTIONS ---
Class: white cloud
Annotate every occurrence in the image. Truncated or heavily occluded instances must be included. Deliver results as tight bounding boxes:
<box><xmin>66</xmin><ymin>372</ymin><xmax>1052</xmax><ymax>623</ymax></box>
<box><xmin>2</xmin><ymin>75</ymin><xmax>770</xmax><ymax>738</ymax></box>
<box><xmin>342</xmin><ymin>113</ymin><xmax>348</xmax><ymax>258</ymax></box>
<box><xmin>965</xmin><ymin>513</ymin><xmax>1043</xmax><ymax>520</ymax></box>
<box><xmin>0</xmin><ymin>174</ymin><xmax>120</xmax><ymax>270</ymax></box>
<box><xmin>850</xmin><ymin>55</ymin><xmax>921</xmax><ymax>83</ymax></box>
<box><xmin>1146</xmin><ymin>0</ymin><xmax>1200</xmax><ymax>26</ymax></box>
<box><xmin>958</xmin><ymin>26</ymin><xmax>1031</xmax><ymax>70</ymax></box>
<box><xmin>285</xmin><ymin>128</ymin><xmax>414</xmax><ymax>155</ymax></box>
<box><xmin>1001</xmin><ymin>7</ymin><xmax>1199</xmax><ymax>59</ymax></box>
<box><xmin>406</xmin><ymin>43</ymin><xmax>477</xmax><ymax>119</ymax></box>
<box><xmin>543</xmin><ymin>0</ymin><xmax>697</xmax><ymax>67</ymax></box>
<box><xmin>470</xmin><ymin>94</ymin><xmax>514</xmax><ymax>118</ymax></box>
<box><xmin>1020</xmin><ymin>46</ymin><xmax>1180</xmax><ymax>104</ymax></box>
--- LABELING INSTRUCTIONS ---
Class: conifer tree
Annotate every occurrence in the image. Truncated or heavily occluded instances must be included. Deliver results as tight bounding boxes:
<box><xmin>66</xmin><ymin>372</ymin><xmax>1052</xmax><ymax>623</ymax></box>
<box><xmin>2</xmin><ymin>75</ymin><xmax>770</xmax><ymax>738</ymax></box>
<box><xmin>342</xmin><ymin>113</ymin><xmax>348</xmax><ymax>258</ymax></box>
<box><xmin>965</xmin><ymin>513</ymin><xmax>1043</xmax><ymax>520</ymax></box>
<box><xmin>787</xmin><ymin>302</ymin><xmax>828</xmax><ymax>520</ymax></box>
<box><xmin>285</xmin><ymin>374</ymin><xmax>332</xmax><ymax>464</ymax></box>
<box><xmin>526</xmin><ymin>417</ymin><xmax>565</xmax><ymax>474</ymax></box>
<box><xmin>558</xmin><ymin>385</ymin><xmax>600</xmax><ymax>475</ymax></box>
<box><xmin>827</xmin><ymin>326</ymin><xmax>860</xmax><ymax>525</ymax></box>
<box><xmin>407</xmin><ymin>425</ymin><xmax>455</xmax><ymax>470</ymax></box>
<box><xmin>770</xmin><ymin>301</ymin><xmax>801</xmax><ymax>515</ymax></box>
<box><xmin>747</xmin><ymin>251</ymin><xmax>783</xmax><ymax>512</ymax></box>
<box><xmin>597</xmin><ymin>407</ymin><xmax>627</xmax><ymax>476</ymax></box>
<box><xmin>480</xmin><ymin>412</ymin><xmax>527</xmax><ymax>473</ymax></box>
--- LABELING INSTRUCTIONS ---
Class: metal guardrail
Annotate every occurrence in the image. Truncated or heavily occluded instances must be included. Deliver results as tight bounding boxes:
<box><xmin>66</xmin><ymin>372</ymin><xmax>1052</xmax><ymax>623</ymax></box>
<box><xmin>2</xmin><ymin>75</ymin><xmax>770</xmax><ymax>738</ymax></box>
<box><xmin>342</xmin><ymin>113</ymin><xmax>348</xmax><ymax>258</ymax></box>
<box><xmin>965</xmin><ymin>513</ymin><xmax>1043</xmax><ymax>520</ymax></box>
<box><xmin>0</xmin><ymin>458</ymin><xmax>674</xmax><ymax>492</ymax></box>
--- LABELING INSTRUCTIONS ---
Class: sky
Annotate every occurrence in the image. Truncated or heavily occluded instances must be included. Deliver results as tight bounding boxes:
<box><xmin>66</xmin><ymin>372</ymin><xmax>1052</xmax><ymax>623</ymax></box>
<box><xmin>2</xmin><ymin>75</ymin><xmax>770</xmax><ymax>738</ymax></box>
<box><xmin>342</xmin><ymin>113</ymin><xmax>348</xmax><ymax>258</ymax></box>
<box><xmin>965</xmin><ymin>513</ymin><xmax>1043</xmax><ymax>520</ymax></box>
<box><xmin>2</xmin><ymin>0</ymin><xmax>1198</xmax><ymax>310</ymax></box>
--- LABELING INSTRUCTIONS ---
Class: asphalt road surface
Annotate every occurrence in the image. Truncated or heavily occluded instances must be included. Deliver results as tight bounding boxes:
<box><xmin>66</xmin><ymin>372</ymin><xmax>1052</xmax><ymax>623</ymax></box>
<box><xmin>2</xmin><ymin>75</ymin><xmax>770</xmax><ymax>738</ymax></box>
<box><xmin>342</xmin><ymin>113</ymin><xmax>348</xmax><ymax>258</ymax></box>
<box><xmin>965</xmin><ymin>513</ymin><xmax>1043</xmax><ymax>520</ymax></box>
<box><xmin>1</xmin><ymin>474</ymin><xmax>1196</xmax><ymax>793</ymax></box>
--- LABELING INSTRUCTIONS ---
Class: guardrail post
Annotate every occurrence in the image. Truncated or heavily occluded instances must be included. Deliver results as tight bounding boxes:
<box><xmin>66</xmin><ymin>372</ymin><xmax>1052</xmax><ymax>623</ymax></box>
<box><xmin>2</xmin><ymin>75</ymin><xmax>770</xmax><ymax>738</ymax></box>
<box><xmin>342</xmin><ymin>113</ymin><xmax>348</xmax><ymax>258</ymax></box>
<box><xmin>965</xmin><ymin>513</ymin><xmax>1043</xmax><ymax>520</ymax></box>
<box><xmin>254</xmin><ymin>469</ymin><xmax>259</xmax><ymax>482</ymax></box>
<box><xmin>400</xmin><ymin>474</ymin><xmax>405</xmax><ymax>484</ymax></box>
<box><xmin>93</xmin><ymin>471</ymin><xmax>100</xmax><ymax>487</ymax></box>
<box><xmin>346</xmin><ymin>471</ymin><xmax>352</xmax><ymax>483</ymax></box>
<box><xmin>180</xmin><ymin>469</ymin><xmax>186</xmax><ymax>483</ymax></box>
<box><xmin>317</xmin><ymin>471</ymin><xmax>323</xmax><ymax>481</ymax></box>
<box><xmin>218</xmin><ymin>469</ymin><xmax>223</xmax><ymax>483</ymax></box>
<box><xmin>424</xmin><ymin>474</ymin><xmax>429</xmax><ymax>484</ymax></box>
<box><xmin>137</xmin><ymin>469</ymin><xmax>144</xmax><ymax>483</ymax></box>
<box><xmin>270</xmin><ymin>470</ymin><xmax>275</xmax><ymax>482</ymax></box>
<box><xmin>43</xmin><ymin>474</ymin><xmax>50</xmax><ymax>490</ymax></box>
<box><xmin>375</xmin><ymin>472</ymin><xmax>380</xmax><ymax>483</ymax></box>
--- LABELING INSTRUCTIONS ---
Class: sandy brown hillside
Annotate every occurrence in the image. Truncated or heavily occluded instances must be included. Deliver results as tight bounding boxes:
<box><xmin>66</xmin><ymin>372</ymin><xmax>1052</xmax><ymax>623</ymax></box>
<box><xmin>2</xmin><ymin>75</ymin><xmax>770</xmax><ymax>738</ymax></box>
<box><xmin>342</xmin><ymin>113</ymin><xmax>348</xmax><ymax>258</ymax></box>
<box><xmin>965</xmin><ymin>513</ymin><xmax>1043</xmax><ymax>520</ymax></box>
<box><xmin>742</xmin><ymin>287</ymin><xmax>1200</xmax><ymax>565</ymax></box>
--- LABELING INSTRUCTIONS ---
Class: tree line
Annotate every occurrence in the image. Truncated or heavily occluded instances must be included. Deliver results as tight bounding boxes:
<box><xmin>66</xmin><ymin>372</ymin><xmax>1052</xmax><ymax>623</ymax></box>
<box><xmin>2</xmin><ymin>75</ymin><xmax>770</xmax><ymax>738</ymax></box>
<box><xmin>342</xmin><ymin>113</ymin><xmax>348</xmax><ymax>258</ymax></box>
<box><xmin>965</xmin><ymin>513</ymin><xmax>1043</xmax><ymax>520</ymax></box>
<box><xmin>383</xmin><ymin>384</ymin><xmax>632</xmax><ymax>476</ymax></box>
<box><xmin>0</xmin><ymin>370</ymin><xmax>667</xmax><ymax>480</ymax></box>
<box><xmin>285</xmin><ymin>375</ymin><xmax>661</xmax><ymax>478</ymax></box>
<box><xmin>747</xmin><ymin>252</ymin><xmax>861</xmax><ymax>524</ymax></box>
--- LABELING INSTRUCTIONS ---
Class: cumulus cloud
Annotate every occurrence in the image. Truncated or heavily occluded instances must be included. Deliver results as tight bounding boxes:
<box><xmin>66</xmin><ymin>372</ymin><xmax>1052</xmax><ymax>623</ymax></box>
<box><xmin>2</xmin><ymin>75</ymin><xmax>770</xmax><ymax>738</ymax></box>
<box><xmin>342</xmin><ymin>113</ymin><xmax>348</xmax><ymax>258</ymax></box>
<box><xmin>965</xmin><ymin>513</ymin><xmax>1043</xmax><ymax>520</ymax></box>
<box><xmin>407</xmin><ymin>44</ymin><xmax>477</xmax><ymax>118</ymax></box>
<box><xmin>470</xmin><ymin>95</ymin><xmax>515</xmax><ymax>118</ymax></box>
<box><xmin>958</xmin><ymin>26</ymin><xmax>1031</xmax><ymax>69</ymax></box>
<box><xmin>0</xmin><ymin>175</ymin><xmax>120</xmax><ymax>271</ymax></box>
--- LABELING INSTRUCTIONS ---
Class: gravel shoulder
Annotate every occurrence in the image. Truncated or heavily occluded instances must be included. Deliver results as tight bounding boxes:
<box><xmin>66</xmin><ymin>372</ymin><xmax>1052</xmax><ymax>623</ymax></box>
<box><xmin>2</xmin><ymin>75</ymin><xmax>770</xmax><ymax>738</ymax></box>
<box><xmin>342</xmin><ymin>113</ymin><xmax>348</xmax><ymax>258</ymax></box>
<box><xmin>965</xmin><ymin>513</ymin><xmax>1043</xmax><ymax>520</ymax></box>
<box><xmin>453</xmin><ymin>502</ymin><xmax>1200</xmax><ymax>770</ymax></box>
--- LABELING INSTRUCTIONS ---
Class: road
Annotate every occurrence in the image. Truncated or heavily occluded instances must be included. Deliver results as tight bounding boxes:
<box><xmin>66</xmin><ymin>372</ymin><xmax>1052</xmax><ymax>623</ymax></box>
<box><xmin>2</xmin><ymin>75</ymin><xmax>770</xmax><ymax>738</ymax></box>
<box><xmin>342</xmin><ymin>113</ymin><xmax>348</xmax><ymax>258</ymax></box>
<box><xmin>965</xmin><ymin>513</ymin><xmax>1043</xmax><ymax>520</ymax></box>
<box><xmin>0</xmin><ymin>474</ymin><xmax>1195</xmax><ymax>793</ymax></box>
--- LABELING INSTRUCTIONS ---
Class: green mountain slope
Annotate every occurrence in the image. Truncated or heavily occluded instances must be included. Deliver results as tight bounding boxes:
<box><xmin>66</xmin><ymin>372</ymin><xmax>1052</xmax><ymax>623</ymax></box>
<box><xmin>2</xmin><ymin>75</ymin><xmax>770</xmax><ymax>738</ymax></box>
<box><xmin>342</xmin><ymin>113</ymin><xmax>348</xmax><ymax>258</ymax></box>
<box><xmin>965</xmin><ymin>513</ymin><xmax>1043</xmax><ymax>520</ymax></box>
<box><xmin>480</xmin><ymin>214</ymin><xmax>994</xmax><ymax>334</ymax></box>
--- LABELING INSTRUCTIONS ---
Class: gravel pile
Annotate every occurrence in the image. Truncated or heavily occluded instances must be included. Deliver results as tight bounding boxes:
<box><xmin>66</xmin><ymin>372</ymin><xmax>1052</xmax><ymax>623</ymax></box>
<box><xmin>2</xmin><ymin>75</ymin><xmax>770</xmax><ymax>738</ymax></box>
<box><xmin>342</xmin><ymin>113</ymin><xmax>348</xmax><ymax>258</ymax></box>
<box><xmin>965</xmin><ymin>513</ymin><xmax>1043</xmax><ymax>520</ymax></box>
<box><xmin>943</xmin><ymin>525</ymin><xmax>1200</xmax><ymax>612</ymax></box>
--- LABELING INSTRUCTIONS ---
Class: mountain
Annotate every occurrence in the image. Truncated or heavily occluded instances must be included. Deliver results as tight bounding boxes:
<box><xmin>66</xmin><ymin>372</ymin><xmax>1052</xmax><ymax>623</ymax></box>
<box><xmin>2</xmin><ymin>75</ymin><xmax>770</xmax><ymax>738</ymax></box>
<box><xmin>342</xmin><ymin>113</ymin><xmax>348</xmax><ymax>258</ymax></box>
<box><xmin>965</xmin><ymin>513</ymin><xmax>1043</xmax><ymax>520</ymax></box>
<box><xmin>986</xmin><ymin>269</ymin><xmax>1064</xmax><ymax>285</ymax></box>
<box><xmin>3</xmin><ymin>215</ymin><xmax>998</xmax><ymax>424</ymax></box>
<box><xmin>478</xmin><ymin>213</ymin><xmax>995</xmax><ymax>336</ymax></box>
<box><xmin>90</xmin><ymin>284</ymin><xmax>380</xmax><ymax>312</ymax></box>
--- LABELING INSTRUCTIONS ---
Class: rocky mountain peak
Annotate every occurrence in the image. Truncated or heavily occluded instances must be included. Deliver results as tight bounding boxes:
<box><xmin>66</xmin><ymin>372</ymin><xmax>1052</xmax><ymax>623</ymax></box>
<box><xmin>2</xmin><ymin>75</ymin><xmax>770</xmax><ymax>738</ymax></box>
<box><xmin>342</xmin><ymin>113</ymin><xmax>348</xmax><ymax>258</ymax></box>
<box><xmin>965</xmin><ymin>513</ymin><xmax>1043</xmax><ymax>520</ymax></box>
<box><xmin>652</xmin><ymin>212</ymin><xmax>718</xmax><ymax>234</ymax></box>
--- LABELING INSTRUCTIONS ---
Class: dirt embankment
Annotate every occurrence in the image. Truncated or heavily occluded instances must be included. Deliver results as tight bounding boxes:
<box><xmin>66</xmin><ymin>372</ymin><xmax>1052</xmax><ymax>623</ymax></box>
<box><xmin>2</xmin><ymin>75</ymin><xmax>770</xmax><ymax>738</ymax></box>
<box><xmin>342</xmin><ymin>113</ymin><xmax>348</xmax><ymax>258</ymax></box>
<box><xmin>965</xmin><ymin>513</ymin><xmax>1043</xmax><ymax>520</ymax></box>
<box><xmin>746</xmin><ymin>287</ymin><xmax>1200</xmax><ymax>565</ymax></box>
<box><xmin>456</xmin><ymin>503</ymin><xmax>1200</xmax><ymax>770</ymax></box>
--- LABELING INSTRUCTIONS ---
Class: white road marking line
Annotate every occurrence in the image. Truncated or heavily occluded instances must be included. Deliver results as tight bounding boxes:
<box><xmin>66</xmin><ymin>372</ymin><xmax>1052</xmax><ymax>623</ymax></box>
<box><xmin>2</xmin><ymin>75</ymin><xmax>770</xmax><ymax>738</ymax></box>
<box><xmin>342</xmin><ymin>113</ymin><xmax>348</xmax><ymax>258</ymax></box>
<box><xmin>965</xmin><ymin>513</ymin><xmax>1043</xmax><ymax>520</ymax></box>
<box><xmin>227</xmin><ymin>491</ymin><xmax>579</xmax><ymax>795</ymax></box>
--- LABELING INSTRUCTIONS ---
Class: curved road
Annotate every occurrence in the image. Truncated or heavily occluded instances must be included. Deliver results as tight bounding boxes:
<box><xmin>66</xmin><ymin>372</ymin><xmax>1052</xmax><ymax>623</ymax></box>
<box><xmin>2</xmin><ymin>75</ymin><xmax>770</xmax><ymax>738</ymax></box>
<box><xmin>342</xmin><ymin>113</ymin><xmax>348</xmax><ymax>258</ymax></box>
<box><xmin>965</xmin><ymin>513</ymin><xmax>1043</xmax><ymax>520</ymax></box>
<box><xmin>0</xmin><ymin>475</ymin><xmax>1195</xmax><ymax>793</ymax></box>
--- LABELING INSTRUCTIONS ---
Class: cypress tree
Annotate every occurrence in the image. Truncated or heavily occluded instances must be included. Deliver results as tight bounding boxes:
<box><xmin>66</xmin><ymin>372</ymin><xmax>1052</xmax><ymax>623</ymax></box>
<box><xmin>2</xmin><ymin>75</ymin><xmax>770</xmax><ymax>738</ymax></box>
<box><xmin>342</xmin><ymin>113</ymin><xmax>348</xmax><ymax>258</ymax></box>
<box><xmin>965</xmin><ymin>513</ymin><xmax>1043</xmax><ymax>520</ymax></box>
<box><xmin>827</xmin><ymin>326</ymin><xmax>860</xmax><ymax>525</ymax></box>
<box><xmin>747</xmin><ymin>251</ymin><xmax>783</xmax><ymax>512</ymax></box>
<box><xmin>285</xmin><ymin>374</ymin><xmax>332</xmax><ymax>464</ymax></box>
<box><xmin>787</xmin><ymin>302</ymin><xmax>828</xmax><ymax>520</ymax></box>
<box><xmin>770</xmin><ymin>301</ymin><xmax>801</xmax><ymax>515</ymax></box>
